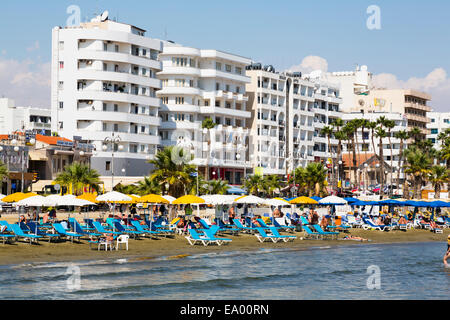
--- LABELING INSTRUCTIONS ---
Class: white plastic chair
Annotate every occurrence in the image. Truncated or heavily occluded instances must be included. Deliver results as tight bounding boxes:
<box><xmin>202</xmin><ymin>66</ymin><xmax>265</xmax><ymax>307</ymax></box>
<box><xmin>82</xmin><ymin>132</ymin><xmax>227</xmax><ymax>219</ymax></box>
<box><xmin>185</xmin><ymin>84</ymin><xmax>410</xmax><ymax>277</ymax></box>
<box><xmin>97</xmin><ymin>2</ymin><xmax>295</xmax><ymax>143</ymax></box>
<box><xmin>116</xmin><ymin>235</ymin><xmax>129</xmax><ymax>251</ymax></box>
<box><xmin>98</xmin><ymin>239</ymin><xmax>113</xmax><ymax>251</ymax></box>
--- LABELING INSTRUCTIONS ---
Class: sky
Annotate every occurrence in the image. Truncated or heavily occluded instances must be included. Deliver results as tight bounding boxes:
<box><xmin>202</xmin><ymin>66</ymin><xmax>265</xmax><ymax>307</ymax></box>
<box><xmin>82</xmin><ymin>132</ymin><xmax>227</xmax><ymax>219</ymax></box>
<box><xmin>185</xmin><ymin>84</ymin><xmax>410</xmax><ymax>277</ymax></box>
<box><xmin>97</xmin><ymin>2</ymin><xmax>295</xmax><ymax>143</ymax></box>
<box><xmin>0</xmin><ymin>0</ymin><xmax>449</xmax><ymax>111</ymax></box>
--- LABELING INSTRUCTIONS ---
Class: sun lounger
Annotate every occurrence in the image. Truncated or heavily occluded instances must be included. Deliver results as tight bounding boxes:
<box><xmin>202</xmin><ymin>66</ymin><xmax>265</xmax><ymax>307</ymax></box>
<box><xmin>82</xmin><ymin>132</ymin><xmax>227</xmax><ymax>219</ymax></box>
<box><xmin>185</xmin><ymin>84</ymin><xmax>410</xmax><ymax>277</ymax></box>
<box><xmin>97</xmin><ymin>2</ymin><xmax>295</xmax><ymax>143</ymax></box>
<box><xmin>53</xmin><ymin>223</ymin><xmax>84</xmax><ymax>242</ymax></box>
<box><xmin>300</xmin><ymin>216</ymin><xmax>310</xmax><ymax>225</ymax></box>
<box><xmin>145</xmin><ymin>220</ymin><xmax>175</xmax><ymax>236</ymax></box>
<box><xmin>131</xmin><ymin>220</ymin><xmax>160</xmax><ymax>237</ymax></box>
<box><xmin>254</xmin><ymin>227</ymin><xmax>285</xmax><ymax>243</ymax></box>
<box><xmin>112</xmin><ymin>221</ymin><xmax>143</xmax><ymax>238</ymax></box>
<box><xmin>0</xmin><ymin>221</ymin><xmax>13</xmax><ymax>232</ymax></box>
<box><xmin>92</xmin><ymin>221</ymin><xmax>123</xmax><ymax>236</ymax></box>
<box><xmin>214</xmin><ymin>218</ymin><xmax>240</xmax><ymax>233</ymax></box>
<box><xmin>267</xmin><ymin>227</ymin><xmax>296</xmax><ymax>242</ymax></box>
<box><xmin>0</xmin><ymin>223</ymin><xmax>16</xmax><ymax>244</ymax></box>
<box><xmin>185</xmin><ymin>229</ymin><xmax>225</xmax><ymax>246</ymax></box>
<box><xmin>233</xmin><ymin>219</ymin><xmax>258</xmax><ymax>233</ymax></box>
<box><xmin>68</xmin><ymin>218</ymin><xmax>102</xmax><ymax>238</ymax></box>
<box><xmin>272</xmin><ymin>218</ymin><xmax>296</xmax><ymax>232</ymax></box>
<box><xmin>312</xmin><ymin>225</ymin><xmax>339</xmax><ymax>240</ymax></box>
<box><xmin>302</xmin><ymin>225</ymin><xmax>322</xmax><ymax>240</ymax></box>
<box><xmin>256</xmin><ymin>218</ymin><xmax>282</xmax><ymax>230</ymax></box>
<box><xmin>26</xmin><ymin>222</ymin><xmax>61</xmax><ymax>242</ymax></box>
<box><xmin>201</xmin><ymin>228</ymin><xmax>232</xmax><ymax>245</ymax></box>
<box><xmin>10</xmin><ymin>224</ymin><xmax>43</xmax><ymax>244</ymax></box>
<box><xmin>362</xmin><ymin>218</ymin><xmax>390</xmax><ymax>231</ymax></box>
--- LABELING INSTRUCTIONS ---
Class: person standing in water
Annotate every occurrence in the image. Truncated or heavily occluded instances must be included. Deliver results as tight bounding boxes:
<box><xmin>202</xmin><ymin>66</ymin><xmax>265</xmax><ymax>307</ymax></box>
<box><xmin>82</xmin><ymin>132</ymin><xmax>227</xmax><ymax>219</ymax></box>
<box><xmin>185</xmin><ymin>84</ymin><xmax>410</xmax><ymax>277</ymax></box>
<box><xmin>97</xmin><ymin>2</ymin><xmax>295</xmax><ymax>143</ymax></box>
<box><xmin>444</xmin><ymin>235</ymin><xmax>450</xmax><ymax>267</ymax></box>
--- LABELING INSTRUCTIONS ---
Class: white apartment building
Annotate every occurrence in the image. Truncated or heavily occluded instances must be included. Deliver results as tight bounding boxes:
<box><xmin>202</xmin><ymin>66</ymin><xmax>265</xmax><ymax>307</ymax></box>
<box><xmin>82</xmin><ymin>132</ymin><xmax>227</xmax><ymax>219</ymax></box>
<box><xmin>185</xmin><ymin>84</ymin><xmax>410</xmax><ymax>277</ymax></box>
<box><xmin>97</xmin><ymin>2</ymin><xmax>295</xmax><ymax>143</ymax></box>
<box><xmin>157</xmin><ymin>43</ymin><xmax>252</xmax><ymax>184</ymax></box>
<box><xmin>0</xmin><ymin>98</ymin><xmax>51</xmax><ymax>136</ymax></box>
<box><xmin>427</xmin><ymin>112</ymin><xmax>450</xmax><ymax>150</ymax></box>
<box><xmin>51</xmin><ymin>14</ymin><xmax>163</xmax><ymax>177</ymax></box>
<box><xmin>245</xmin><ymin>66</ymin><xmax>343</xmax><ymax>176</ymax></box>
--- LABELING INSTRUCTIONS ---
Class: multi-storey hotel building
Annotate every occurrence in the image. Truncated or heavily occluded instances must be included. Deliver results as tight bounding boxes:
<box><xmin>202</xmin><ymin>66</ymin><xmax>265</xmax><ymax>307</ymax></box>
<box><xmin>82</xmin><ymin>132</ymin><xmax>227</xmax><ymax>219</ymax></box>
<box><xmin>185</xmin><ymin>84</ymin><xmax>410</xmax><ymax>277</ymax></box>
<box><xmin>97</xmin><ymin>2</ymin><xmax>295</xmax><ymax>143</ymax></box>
<box><xmin>51</xmin><ymin>15</ymin><xmax>163</xmax><ymax>177</ymax></box>
<box><xmin>157</xmin><ymin>42</ymin><xmax>252</xmax><ymax>184</ymax></box>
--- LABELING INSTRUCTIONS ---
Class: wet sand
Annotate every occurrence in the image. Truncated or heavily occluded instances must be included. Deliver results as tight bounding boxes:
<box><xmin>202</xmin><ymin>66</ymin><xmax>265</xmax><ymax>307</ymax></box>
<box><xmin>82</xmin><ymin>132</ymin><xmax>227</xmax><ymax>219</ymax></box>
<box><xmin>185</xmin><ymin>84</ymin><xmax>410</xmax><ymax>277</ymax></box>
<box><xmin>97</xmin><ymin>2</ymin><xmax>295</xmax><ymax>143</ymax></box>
<box><xmin>0</xmin><ymin>212</ymin><xmax>448</xmax><ymax>267</ymax></box>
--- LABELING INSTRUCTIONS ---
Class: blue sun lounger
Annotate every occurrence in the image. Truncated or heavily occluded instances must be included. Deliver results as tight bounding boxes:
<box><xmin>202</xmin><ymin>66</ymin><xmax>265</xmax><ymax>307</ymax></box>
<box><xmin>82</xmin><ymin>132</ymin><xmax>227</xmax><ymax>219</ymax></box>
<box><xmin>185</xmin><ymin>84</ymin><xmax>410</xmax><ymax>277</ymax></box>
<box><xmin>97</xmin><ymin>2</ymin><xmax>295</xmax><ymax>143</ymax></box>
<box><xmin>145</xmin><ymin>220</ymin><xmax>175</xmax><ymax>235</ymax></box>
<box><xmin>272</xmin><ymin>218</ymin><xmax>296</xmax><ymax>232</ymax></box>
<box><xmin>0</xmin><ymin>222</ymin><xmax>16</xmax><ymax>244</ymax></box>
<box><xmin>312</xmin><ymin>225</ymin><xmax>339</xmax><ymax>240</ymax></box>
<box><xmin>233</xmin><ymin>219</ymin><xmax>258</xmax><ymax>233</ymax></box>
<box><xmin>185</xmin><ymin>229</ymin><xmax>224</xmax><ymax>246</ymax></box>
<box><xmin>53</xmin><ymin>223</ymin><xmax>85</xmax><ymax>242</ymax></box>
<box><xmin>27</xmin><ymin>221</ymin><xmax>61</xmax><ymax>242</ymax></box>
<box><xmin>92</xmin><ymin>221</ymin><xmax>123</xmax><ymax>236</ymax></box>
<box><xmin>254</xmin><ymin>227</ymin><xmax>284</xmax><ymax>243</ymax></box>
<box><xmin>201</xmin><ymin>227</ymin><xmax>232</xmax><ymax>245</ymax></box>
<box><xmin>112</xmin><ymin>221</ymin><xmax>143</xmax><ymax>238</ymax></box>
<box><xmin>267</xmin><ymin>227</ymin><xmax>296</xmax><ymax>242</ymax></box>
<box><xmin>68</xmin><ymin>218</ymin><xmax>102</xmax><ymax>238</ymax></box>
<box><xmin>131</xmin><ymin>220</ymin><xmax>160</xmax><ymax>237</ymax></box>
<box><xmin>302</xmin><ymin>225</ymin><xmax>322</xmax><ymax>240</ymax></box>
<box><xmin>10</xmin><ymin>224</ymin><xmax>43</xmax><ymax>244</ymax></box>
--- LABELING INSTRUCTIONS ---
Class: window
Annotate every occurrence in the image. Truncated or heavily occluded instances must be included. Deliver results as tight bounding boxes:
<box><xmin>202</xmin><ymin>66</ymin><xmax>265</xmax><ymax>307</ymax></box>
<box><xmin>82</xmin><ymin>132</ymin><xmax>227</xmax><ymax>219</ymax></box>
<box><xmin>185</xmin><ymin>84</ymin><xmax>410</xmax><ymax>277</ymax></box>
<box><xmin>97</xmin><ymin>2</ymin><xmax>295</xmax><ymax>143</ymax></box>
<box><xmin>236</xmin><ymin>86</ymin><xmax>240</xmax><ymax>94</ymax></box>
<box><xmin>215</xmin><ymin>62</ymin><xmax>222</xmax><ymax>71</ymax></box>
<box><xmin>431</xmin><ymin>128</ymin><xmax>438</xmax><ymax>134</ymax></box>
<box><xmin>141</xmin><ymin>107</ymin><xmax>146</xmax><ymax>114</ymax></box>
<box><xmin>235</xmin><ymin>67</ymin><xmax>242</xmax><ymax>75</ymax></box>
<box><xmin>162</xmin><ymin>97</ymin><xmax>168</xmax><ymax>104</ymax></box>
<box><xmin>58</xmin><ymin>121</ymin><xmax>63</xmax><ymax>129</ymax></box>
<box><xmin>142</xmin><ymin>87</ymin><xmax>147</xmax><ymax>95</ymax></box>
<box><xmin>225</xmin><ymin>64</ymin><xmax>232</xmax><ymax>72</ymax></box>
<box><xmin>103</xmin><ymin>123</ymin><xmax>107</xmax><ymax>131</ymax></box>
<box><xmin>142</xmin><ymin>49</ymin><xmax>147</xmax><ymax>56</ymax></box>
<box><xmin>114</xmin><ymin>124</ymin><xmax>119</xmax><ymax>132</ymax></box>
<box><xmin>59</xmin><ymin>102</ymin><xmax>64</xmax><ymax>109</ymax></box>
<box><xmin>59</xmin><ymin>61</ymin><xmax>64</xmax><ymax>69</ymax></box>
<box><xmin>189</xmin><ymin>80</ymin><xmax>194</xmax><ymax>87</ymax></box>
<box><xmin>114</xmin><ymin>104</ymin><xmax>118</xmax><ymax>112</ymax></box>
<box><xmin>225</xmin><ymin>84</ymin><xmax>230</xmax><ymax>92</ymax></box>
<box><xmin>142</xmin><ymin>68</ymin><xmax>147</xmax><ymax>76</ymax></box>
<box><xmin>115</xmin><ymin>44</ymin><xmax>119</xmax><ymax>52</ymax></box>
<box><xmin>189</xmin><ymin>58</ymin><xmax>195</xmax><ymax>67</ymax></box>
<box><xmin>103</xmin><ymin>103</ymin><xmax>107</xmax><ymax>111</ymax></box>
<box><xmin>140</xmin><ymin>145</ymin><xmax>146</xmax><ymax>152</ymax></box>
<box><xmin>172</xmin><ymin>57</ymin><xmax>187</xmax><ymax>67</ymax></box>
<box><xmin>175</xmin><ymin>79</ymin><xmax>185</xmax><ymax>87</ymax></box>
<box><xmin>216</xmin><ymin>82</ymin><xmax>220</xmax><ymax>90</ymax></box>
<box><xmin>141</xmin><ymin>126</ymin><xmax>145</xmax><ymax>133</ymax></box>
<box><xmin>162</xmin><ymin>79</ymin><xmax>168</xmax><ymax>87</ymax></box>
<box><xmin>59</xmin><ymin>41</ymin><xmax>64</xmax><ymax>50</ymax></box>
<box><xmin>175</xmin><ymin>97</ymin><xmax>184</xmax><ymax>104</ymax></box>
<box><xmin>106</xmin><ymin>161</ymin><xmax>111</xmax><ymax>171</ymax></box>
<box><xmin>444</xmin><ymin>119</ymin><xmax>449</xmax><ymax>124</ymax></box>
<box><xmin>103</xmin><ymin>63</ymin><xmax>107</xmax><ymax>71</ymax></box>
<box><xmin>103</xmin><ymin>43</ymin><xmax>108</xmax><ymax>51</ymax></box>
<box><xmin>204</xmin><ymin>100</ymin><xmax>210</xmax><ymax>107</ymax></box>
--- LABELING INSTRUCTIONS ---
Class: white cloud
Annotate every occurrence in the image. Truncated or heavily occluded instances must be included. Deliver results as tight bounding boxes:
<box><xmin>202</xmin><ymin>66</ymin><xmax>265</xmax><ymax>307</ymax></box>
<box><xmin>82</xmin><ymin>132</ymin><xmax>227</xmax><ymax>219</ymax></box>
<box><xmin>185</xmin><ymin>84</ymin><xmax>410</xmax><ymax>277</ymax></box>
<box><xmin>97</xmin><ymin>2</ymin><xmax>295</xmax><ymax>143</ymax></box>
<box><xmin>287</xmin><ymin>55</ymin><xmax>328</xmax><ymax>74</ymax></box>
<box><xmin>0</xmin><ymin>57</ymin><xmax>50</xmax><ymax>108</ymax></box>
<box><xmin>26</xmin><ymin>41</ymin><xmax>40</xmax><ymax>52</ymax></box>
<box><xmin>372</xmin><ymin>68</ymin><xmax>450</xmax><ymax>112</ymax></box>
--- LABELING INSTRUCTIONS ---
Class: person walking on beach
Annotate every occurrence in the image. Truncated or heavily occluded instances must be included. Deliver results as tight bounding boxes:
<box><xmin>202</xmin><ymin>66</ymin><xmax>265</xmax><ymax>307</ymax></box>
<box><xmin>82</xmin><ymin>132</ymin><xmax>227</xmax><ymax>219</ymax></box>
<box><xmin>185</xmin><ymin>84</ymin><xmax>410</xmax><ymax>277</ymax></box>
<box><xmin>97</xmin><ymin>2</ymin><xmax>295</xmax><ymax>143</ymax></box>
<box><xmin>228</xmin><ymin>206</ymin><xmax>236</xmax><ymax>225</ymax></box>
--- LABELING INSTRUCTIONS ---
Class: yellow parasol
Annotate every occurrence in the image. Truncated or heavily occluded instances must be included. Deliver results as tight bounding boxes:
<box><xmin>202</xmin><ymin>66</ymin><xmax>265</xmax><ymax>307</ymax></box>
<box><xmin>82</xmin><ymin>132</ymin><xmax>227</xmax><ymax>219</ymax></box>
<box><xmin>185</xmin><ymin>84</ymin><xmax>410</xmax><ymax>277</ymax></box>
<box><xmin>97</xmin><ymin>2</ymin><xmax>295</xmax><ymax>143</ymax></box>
<box><xmin>289</xmin><ymin>196</ymin><xmax>318</xmax><ymax>205</ymax></box>
<box><xmin>139</xmin><ymin>194</ymin><xmax>169</xmax><ymax>204</ymax></box>
<box><xmin>172</xmin><ymin>195</ymin><xmax>205</xmax><ymax>205</ymax></box>
<box><xmin>2</xmin><ymin>192</ymin><xmax>37</xmax><ymax>203</ymax></box>
<box><xmin>77</xmin><ymin>193</ymin><xmax>99</xmax><ymax>203</ymax></box>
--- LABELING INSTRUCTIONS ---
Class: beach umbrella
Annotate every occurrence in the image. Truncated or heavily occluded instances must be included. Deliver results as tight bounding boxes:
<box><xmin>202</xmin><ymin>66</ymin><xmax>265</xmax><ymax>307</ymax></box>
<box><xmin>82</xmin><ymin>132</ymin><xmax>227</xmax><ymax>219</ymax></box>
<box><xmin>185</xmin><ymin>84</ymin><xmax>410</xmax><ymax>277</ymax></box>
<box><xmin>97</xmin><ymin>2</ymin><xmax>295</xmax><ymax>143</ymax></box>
<box><xmin>310</xmin><ymin>196</ymin><xmax>322</xmax><ymax>201</ymax></box>
<box><xmin>15</xmin><ymin>195</ymin><xmax>46</xmax><ymax>207</ymax></box>
<box><xmin>319</xmin><ymin>196</ymin><xmax>348</xmax><ymax>205</ymax></box>
<box><xmin>2</xmin><ymin>192</ymin><xmax>37</xmax><ymax>203</ymax></box>
<box><xmin>201</xmin><ymin>195</ymin><xmax>239</xmax><ymax>205</ymax></box>
<box><xmin>233</xmin><ymin>195</ymin><xmax>265</xmax><ymax>204</ymax></box>
<box><xmin>264</xmin><ymin>198</ymin><xmax>291</xmax><ymax>207</ymax></box>
<box><xmin>42</xmin><ymin>194</ymin><xmax>65</xmax><ymax>207</ymax></box>
<box><xmin>172</xmin><ymin>195</ymin><xmax>205</xmax><ymax>205</ymax></box>
<box><xmin>0</xmin><ymin>194</ymin><xmax>6</xmax><ymax>201</ymax></box>
<box><xmin>77</xmin><ymin>193</ymin><xmax>99</xmax><ymax>203</ymax></box>
<box><xmin>96</xmin><ymin>191</ymin><xmax>132</xmax><ymax>203</ymax></box>
<box><xmin>162</xmin><ymin>195</ymin><xmax>176</xmax><ymax>203</ymax></box>
<box><xmin>139</xmin><ymin>194</ymin><xmax>169</xmax><ymax>204</ymax></box>
<box><xmin>289</xmin><ymin>196</ymin><xmax>318</xmax><ymax>205</ymax></box>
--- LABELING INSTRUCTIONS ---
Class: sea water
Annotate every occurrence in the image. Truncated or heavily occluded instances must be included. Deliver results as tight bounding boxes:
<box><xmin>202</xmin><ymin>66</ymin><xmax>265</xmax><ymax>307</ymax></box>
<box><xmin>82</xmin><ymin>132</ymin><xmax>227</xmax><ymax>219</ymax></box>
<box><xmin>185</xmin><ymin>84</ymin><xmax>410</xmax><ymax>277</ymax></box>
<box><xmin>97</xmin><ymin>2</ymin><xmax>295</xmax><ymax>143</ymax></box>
<box><xmin>0</xmin><ymin>242</ymin><xmax>448</xmax><ymax>300</ymax></box>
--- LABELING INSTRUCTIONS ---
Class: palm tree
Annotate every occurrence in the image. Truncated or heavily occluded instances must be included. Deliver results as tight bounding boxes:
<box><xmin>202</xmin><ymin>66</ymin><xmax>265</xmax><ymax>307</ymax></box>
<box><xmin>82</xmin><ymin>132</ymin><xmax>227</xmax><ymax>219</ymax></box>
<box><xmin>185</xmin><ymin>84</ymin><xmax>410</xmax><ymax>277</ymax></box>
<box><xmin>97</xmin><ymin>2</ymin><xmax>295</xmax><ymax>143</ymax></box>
<box><xmin>429</xmin><ymin>166</ymin><xmax>448</xmax><ymax>199</ymax></box>
<box><xmin>244</xmin><ymin>174</ymin><xmax>264</xmax><ymax>196</ymax></box>
<box><xmin>113</xmin><ymin>183</ymin><xmax>139</xmax><ymax>195</ymax></box>
<box><xmin>262</xmin><ymin>175</ymin><xmax>281</xmax><ymax>198</ymax></box>
<box><xmin>321</xmin><ymin>126</ymin><xmax>334</xmax><ymax>190</ymax></box>
<box><xmin>303</xmin><ymin>162</ymin><xmax>328</xmax><ymax>197</ymax></box>
<box><xmin>375</xmin><ymin>125</ymin><xmax>387</xmax><ymax>197</ymax></box>
<box><xmin>136</xmin><ymin>176</ymin><xmax>162</xmax><ymax>195</ymax></box>
<box><xmin>404</xmin><ymin>147</ymin><xmax>432</xmax><ymax>199</ymax></box>
<box><xmin>54</xmin><ymin>162</ymin><xmax>102</xmax><ymax>195</ymax></box>
<box><xmin>368</xmin><ymin>121</ymin><xmax>378</xmax><ymax>158</ymax></box>
<box><xmin>202</xmin><ymin>118</ymin><xmax>217</xmax><ymax>180</ymax></box>
<box><xmin>394</xmin><ymin>130</ymin><xmax>409</xmax><ymax>195</ymax></box>
<box><xmin>0</xmin><ymin>160</ymin><xmax>8</xmax><ymax>182</ymax></box>
<box><xmin>343</xmin><ymin>122</ymin><xmax>358</xmax><ymax>188</ymax></box>
<box><xmin>409</xmin><ymin>127</ymin><xmax>422</xmax><ymax>146</ymax></box>
<box><xmin>207</xmin><ymin>179</ymin><xmax>230</xmax><ymax>195</ymax></box>
<box><xmin>334</xmin><ymin>130</ymin><xmax>348</xmax><ymax>191</ymax></box>
<box><xmin>148</xmin><ymin>146</ymin><xmax>196</xmax><ymax>197</ymax></box>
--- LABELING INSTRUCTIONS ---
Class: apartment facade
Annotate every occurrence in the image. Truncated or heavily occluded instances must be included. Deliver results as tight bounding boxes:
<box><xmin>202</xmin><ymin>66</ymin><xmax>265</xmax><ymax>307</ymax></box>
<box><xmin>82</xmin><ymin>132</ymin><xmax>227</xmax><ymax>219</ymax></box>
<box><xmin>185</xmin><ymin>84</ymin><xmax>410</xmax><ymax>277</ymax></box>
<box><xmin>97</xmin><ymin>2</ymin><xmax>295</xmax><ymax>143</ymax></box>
<box><xmin>245</xmin><ymin>66</ymin><xmax>343</xmax><ymax>176</ymax></box>
<box><xmin>51</xmin><ymin>15</ymin><xmax>163</xmax><ymax>177</ymax></box>
<box><xmin>427</xmin><ymin>112</ymin><xmax>450</xmax><ymax>150</ymax></box>
<box><xmin>0</xmin><ymin>98</ymin><xmax>51</xmax><ymax>136</ymax></box>
<box><xmin>157</xmin><ymin>43</ymin><xmax>252</xmax><ymax>184</ymax></box>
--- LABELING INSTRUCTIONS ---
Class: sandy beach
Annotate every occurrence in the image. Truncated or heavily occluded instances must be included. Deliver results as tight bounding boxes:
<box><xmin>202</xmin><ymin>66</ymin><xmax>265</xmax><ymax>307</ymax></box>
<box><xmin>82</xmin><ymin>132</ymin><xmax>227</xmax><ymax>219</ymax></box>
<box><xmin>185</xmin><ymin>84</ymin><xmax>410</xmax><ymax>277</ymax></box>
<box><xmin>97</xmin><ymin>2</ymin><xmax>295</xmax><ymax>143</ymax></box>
<box><xmin>0</xmin><ymin>212</ymin><xmax>448</xmax><ymax>267</ymax></box>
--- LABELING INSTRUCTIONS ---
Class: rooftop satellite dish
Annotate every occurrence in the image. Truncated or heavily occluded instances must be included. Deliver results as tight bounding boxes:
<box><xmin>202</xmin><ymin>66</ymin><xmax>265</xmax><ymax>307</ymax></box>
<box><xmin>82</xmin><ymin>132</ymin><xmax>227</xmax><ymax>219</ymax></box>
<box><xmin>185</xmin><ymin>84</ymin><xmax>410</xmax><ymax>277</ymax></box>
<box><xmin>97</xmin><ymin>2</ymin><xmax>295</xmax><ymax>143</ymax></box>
<box><xmin>101</xmin><ymin>11</ymin><xmax>109</xmax><ymax>21</ymax></box>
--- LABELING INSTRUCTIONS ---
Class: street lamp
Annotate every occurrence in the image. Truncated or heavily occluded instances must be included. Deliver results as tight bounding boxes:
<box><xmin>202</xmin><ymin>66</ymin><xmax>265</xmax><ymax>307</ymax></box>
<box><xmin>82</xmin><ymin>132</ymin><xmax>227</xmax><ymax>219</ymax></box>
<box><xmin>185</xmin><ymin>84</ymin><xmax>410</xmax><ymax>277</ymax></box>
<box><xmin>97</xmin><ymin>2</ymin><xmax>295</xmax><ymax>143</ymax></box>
<box><xmin>103</xmin><ymin>133</ymin><xmax>123</xmax><ymax>191</ymax></box>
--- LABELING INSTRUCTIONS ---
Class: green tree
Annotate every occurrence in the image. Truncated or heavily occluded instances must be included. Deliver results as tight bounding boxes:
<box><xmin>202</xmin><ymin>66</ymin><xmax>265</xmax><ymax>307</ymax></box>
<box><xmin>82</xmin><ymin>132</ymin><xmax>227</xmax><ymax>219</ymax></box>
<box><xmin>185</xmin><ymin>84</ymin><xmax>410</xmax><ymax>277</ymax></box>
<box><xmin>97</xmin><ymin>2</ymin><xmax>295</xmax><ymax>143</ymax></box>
<box><xmin>136</xmin><ymin>176</ymin><xmax>162</xmax><ymax>195</ymax></box>
<box><xmin>303</xmin><ymin>162</ymin><xmax>328</xmax><ymax>197</ymax></box>
<box><xmin>202</xmin><ymin>118</ymin><xmax>217</xmax><ymax>181</ymax></box>
<box><xmin>244</xmin><ymin>174</ymin><xmax>264</xmax><ymax>196</ymax></box>
<box><xmin>394</xmin><ymin>130</ymin><xmax>409</xmax><ymax>196</ymax></box>
<box><xmin>148</xmin><ymin>146</ymin><xmax>196</xmax><ymax>197</ymax></box>
<box><xmin>54</xmin><ymin>162</ymin><xmax>102</xmax><ymax>195</ymax></box>
<box><xmin>207</xmin><ymin>179</ymin><xmax>230</xmax><ymax>195</ymax></box>
<box><xmin>0</xmin><ymin>160</ymin><xmax>8</xmax><ymax>182</ymax></box>
<box><xmin>428</xmin><ymin>165</ymin><xmax>448</xmax><ymax>199</ymax></box>
<box><xmin>404</xmin><ymin>147</ymin><xmax>432</xmax><ymax>199</ymax></box>
<box><xmin>262</xmin><ymin>175</ymin><xmax>281</xmax><ymax>198</ymax></box>
<box><xmin>375</xmin><ymin>125</ymin><xmax>387</xmax><ymax>198</ymax></box>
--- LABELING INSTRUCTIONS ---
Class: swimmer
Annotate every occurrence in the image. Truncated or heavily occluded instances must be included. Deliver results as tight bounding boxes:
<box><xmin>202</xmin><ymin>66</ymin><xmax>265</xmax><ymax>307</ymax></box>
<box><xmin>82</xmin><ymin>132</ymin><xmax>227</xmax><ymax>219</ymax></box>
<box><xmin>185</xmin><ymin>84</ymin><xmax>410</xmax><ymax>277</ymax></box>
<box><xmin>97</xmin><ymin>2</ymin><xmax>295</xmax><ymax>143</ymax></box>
<box><xmin>444</xmin><ymin>252</ymin><xmax>449</xmax><ymax>267</ymax></box>
<box><xmin>343</xmin><ymin>235</ymin><xmax>369</xmax><ymax>242</ymax></box>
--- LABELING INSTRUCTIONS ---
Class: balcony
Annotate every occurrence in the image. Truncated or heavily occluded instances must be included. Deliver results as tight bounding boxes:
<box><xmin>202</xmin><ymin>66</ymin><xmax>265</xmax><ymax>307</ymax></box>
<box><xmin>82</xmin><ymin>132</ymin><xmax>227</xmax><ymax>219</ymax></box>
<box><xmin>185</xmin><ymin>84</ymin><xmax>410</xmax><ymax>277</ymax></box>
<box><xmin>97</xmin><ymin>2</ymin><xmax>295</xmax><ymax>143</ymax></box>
<box><xmin>405</xmin><ymin>102</ymin><xmax>432</xmax><ymax>112</ymax></box>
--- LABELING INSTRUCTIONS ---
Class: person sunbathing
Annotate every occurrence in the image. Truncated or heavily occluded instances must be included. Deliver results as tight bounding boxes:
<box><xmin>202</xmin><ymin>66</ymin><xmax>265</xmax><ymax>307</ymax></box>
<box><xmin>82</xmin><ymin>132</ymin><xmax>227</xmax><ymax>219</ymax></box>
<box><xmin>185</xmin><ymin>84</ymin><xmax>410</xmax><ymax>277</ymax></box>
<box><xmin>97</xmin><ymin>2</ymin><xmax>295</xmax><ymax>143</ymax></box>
<box><xmin>343</xmin><ymin>235</ymin><xmax>369</xmax><ymax>242</ymax></box>
<box><xmin>398</xmin><ymin>216</ymin><xmax>407</xmax><ymax>225</ymax></box>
